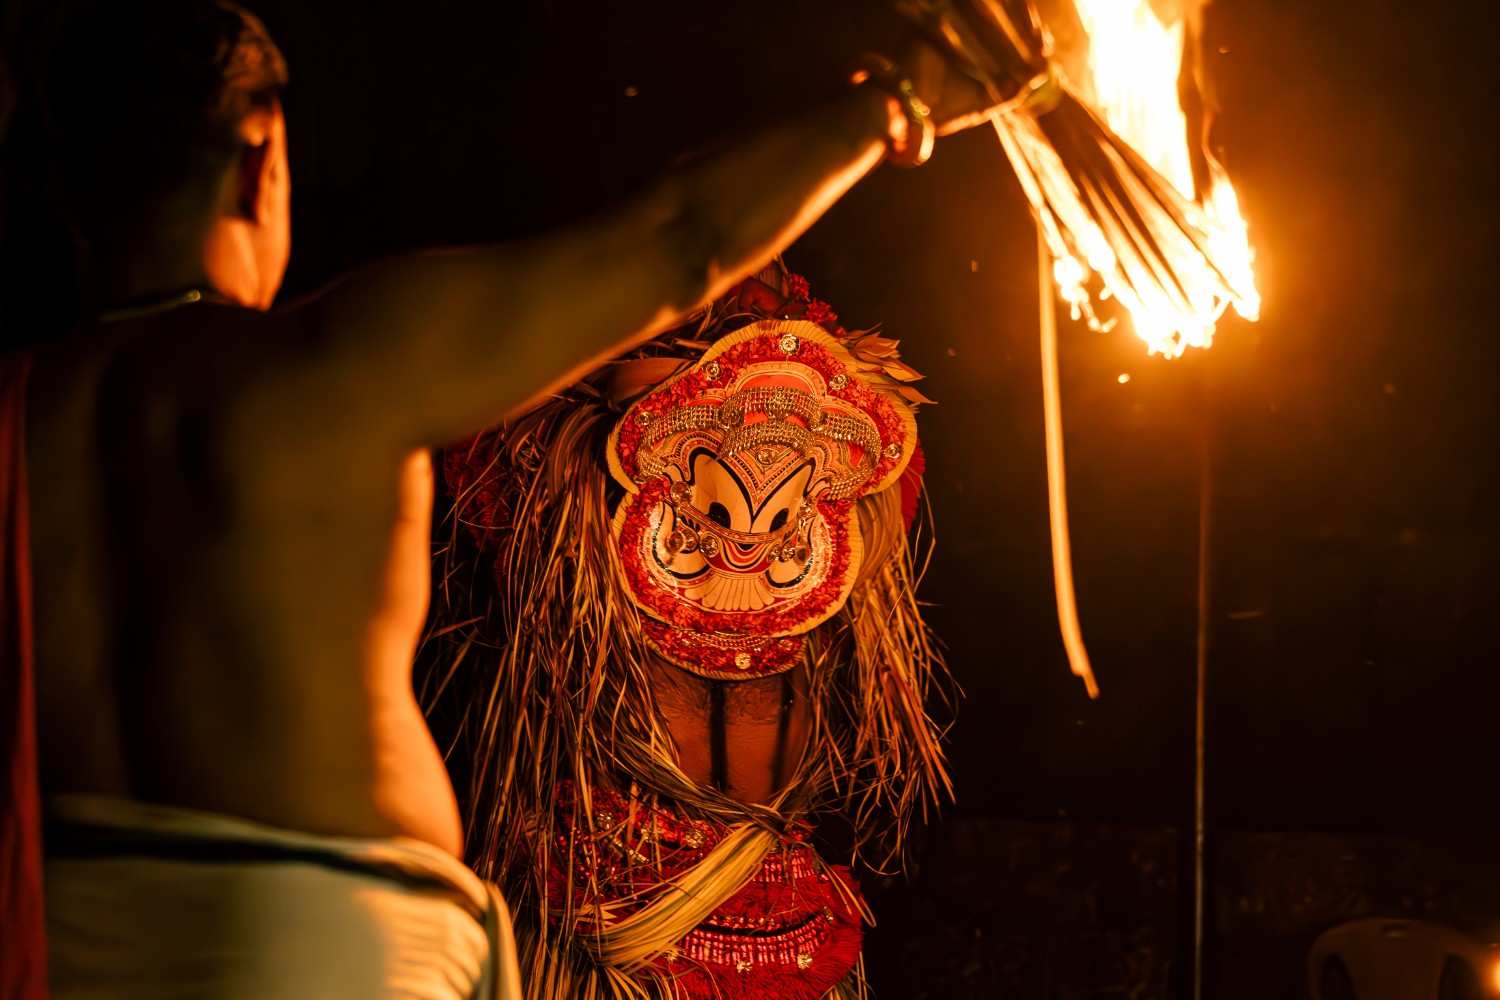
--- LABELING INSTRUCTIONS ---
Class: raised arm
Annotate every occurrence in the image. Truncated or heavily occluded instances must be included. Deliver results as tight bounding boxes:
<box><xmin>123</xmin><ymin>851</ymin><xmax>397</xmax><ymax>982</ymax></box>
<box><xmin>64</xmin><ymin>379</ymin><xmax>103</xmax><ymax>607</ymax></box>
<box><xmin>310</xmin><ymin>86</ymin><xmax>891</xmax><ymax>446</ymax></box>
<box><xmin>237</xmin><ymin>46</ymin><xmax>999</xmax><ymax>456</ymax></box>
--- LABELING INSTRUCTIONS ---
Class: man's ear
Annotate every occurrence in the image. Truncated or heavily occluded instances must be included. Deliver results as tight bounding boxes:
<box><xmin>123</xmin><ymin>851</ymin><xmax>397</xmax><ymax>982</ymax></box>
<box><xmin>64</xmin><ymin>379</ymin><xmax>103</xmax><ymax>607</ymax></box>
<box><xmin>236</xmin><ymin>141</ymin><xmax>271</xmax><ymax>221</ymax></box>
<box><xmin>233</xmin><ymin>108</ymin><xmax>279</xmax><ymax>223</ymax></box>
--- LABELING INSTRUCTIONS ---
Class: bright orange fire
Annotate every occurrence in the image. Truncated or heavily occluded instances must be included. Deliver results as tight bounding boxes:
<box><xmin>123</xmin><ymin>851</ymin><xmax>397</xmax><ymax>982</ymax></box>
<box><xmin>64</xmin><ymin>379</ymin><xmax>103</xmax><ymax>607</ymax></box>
<box><xmin>1003</xmin><ymin>0</ymin><xmax>1265</xmax><ymax>697</ymax></box>
<box><xmin>1059</xmin><ymin>0</ymin><xmax>1260</xmax><ymax>355</ymax></box>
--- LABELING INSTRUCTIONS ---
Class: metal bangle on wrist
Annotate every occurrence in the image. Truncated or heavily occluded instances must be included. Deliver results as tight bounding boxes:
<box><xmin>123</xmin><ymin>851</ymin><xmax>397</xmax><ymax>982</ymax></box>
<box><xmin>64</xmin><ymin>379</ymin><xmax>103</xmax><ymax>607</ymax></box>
<box><xmin>853</xmin><ymin>53</ymin><xmax>936</xmax><ymax>168</ymax></box>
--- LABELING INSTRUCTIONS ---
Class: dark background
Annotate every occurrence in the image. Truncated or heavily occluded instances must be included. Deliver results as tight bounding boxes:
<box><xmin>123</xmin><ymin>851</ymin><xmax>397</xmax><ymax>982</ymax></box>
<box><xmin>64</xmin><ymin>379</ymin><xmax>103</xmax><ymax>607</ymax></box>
<box><xmin>247</xmin><ymin>0</ymin><xmax>1500</xmax><ymax>828</ymax></box>
<box><xmin>33</xmin><ymin>0</ymin><xmax>1500</xmax><ymax>993</ymax></box>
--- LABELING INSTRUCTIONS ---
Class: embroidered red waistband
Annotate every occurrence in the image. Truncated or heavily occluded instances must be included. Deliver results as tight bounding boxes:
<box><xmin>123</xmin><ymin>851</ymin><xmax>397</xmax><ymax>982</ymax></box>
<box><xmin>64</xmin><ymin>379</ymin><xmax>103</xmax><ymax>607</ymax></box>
<box><xmin>537</xmin><ymin>786</ymin><xmax>864</xmax><ymax>999</ymax></box>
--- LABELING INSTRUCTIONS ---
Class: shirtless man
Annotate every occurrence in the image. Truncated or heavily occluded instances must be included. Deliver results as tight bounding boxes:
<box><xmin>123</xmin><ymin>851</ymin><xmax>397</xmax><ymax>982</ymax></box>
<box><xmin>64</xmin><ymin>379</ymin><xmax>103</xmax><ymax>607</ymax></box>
<box><xmin>4</xmin><ymin>1</ymin><xmax>1009</xmax><ymax>995</ymax></box>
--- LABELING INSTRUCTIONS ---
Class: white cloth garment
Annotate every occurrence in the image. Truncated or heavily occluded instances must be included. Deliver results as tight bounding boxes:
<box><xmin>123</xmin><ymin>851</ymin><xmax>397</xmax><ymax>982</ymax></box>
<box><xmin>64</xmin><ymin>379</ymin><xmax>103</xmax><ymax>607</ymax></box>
<box><xmin>44</xmin><ymin>795</ymin><xmax>522</xmax><ymax>1000</ymax></box>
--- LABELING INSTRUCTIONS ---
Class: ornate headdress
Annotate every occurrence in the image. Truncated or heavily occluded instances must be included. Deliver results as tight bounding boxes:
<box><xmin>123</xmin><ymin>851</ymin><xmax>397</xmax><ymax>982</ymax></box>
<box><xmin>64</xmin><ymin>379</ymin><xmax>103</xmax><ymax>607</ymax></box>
<box><xmin>607</xmin><ymin>317</ymin><xmax>919</xmax><ymax>679</ymax></box>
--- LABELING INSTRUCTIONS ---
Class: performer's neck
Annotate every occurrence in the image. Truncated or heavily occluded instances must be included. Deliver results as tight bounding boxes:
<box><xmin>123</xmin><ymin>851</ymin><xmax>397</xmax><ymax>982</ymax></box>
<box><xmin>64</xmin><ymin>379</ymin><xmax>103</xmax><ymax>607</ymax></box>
<box><xmin>94</xmin><ymin>238</ymin><xmax>214</xmax><ymax>314</ymax></box>
<box><xmin>92</xmin><ymin>220</ymin><xmax>267</xmax><ymax>313</ymax></box>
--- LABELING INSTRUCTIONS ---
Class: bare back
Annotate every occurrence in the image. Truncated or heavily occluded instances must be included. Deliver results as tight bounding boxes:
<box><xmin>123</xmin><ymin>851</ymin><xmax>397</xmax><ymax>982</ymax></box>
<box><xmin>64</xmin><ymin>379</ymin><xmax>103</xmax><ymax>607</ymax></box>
<box><xmin>27</xmin><ymin>304</ymin><xmax>461</xmax><ymax>854</ymax></box>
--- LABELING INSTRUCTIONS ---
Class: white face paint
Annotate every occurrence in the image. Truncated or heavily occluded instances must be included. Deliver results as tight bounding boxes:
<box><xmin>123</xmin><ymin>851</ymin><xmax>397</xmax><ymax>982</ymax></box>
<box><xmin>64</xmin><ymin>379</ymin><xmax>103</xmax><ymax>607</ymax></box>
<box><xmin>642</xmin><ymin>449</ymin><xmax>824</xmax><ymax>614</ymax></box>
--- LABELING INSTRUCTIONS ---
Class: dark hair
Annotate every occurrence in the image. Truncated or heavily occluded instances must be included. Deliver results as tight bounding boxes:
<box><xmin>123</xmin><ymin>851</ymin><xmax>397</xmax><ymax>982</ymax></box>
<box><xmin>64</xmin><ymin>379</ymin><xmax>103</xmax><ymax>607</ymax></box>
<box><xmin>41</xmin><ymin>0</ymin><xmax>288</xmax><ymax>244</ymax></box>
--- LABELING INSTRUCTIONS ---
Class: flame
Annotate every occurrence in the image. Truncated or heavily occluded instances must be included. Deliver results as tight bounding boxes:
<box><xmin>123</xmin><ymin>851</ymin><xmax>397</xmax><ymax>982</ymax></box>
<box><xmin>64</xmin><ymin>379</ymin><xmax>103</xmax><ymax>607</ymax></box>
<box><xmin>1059</xmin><ymin>0</ymin><xmax>1260</xmax><ymax>355</ymax></box>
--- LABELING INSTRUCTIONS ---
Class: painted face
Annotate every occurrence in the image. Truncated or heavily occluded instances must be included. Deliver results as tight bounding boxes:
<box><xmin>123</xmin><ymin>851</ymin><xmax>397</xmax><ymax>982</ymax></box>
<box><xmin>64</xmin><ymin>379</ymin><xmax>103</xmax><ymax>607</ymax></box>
<box><xmin>653</xmin><ymin>449</ymin><xmax>816</xmax><ymax>608</ymax></box>
<box><xmin>609</xmin><ymin>321</ymin><xmax>916</xmax><ymax>679</ymax></box>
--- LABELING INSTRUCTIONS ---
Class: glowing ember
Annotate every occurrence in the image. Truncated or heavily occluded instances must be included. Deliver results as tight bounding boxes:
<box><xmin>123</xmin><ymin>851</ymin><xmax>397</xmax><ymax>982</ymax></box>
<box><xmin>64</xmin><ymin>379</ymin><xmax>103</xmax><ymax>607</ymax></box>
<box><xmin>1041</xmin><ymin>0</ymin><xmax>1260</xmax><ymax>355</ymax></box>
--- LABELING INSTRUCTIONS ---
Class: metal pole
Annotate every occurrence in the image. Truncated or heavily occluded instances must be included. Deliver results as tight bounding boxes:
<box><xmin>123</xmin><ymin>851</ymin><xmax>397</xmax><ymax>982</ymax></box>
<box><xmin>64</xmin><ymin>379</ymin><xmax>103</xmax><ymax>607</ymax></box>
<box><xmin>1192</xmin><ymin>367</ymin><xmax>1213</xmax><ymax>1000</ymax></box>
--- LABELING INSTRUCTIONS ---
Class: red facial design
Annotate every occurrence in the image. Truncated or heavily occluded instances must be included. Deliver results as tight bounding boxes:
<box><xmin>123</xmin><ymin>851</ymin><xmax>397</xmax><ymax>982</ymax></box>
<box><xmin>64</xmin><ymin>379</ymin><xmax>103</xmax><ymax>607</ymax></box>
<box><xmin>608</xmin><ymin>322</ymin><xmax>917</xmax><ymax>678</ymax></box>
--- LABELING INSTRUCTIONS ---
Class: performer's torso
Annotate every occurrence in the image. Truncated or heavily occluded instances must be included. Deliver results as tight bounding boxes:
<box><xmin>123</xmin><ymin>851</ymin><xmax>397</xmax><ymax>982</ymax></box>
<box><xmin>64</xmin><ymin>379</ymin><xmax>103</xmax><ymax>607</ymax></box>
<box><xmin>27</xmin><ymin>310</ymin><xmax>462</xmax><ymax>855</ymax></box>
<box><xmin>647</xmin><ymin>659</ymin><xmax>811</xmax><ymax>804</ymax></box>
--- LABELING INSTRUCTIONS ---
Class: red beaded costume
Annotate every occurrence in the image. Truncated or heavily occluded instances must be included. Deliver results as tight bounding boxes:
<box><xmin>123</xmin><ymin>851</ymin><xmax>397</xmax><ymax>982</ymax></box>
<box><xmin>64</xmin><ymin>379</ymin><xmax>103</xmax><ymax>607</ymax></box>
<box><xmin>428</xmin><ymin>265</ymin><xmax>949</xmax><ymax>999</ymax></box>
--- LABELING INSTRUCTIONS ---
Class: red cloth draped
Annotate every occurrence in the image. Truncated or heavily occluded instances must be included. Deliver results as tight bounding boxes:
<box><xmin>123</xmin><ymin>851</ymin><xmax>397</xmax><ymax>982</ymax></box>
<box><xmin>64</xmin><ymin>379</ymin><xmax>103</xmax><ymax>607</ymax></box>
<box><xmin>0</xmin><ymin>353</ymin><xmax>47</xmax><ymax>999</ymax></box>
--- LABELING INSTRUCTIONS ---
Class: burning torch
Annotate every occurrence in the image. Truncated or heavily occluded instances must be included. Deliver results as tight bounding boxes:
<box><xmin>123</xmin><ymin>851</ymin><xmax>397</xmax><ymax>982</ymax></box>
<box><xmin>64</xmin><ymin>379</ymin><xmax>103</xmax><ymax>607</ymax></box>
<box><xmin>898</xmin><ymin>0</ymin><xmax>1260</xmax><ymax>697</ymax></box>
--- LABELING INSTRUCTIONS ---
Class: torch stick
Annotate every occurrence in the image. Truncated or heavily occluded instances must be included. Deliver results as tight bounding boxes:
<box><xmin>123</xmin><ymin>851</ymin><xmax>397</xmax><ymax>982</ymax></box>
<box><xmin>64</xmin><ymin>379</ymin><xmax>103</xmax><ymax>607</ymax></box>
<box><xmin>1037</xmin><ymin>224</ymin><xmax>1099</xmax><ymax>699</ymax></box>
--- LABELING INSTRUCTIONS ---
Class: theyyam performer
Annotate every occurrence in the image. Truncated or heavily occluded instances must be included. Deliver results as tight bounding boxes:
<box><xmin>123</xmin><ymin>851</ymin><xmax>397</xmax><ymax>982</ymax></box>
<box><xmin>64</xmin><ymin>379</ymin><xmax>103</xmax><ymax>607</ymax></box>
<box><xmin>429</xmin><ymin>264</ymin><xmax>943</xmax><ymax>998</ymax></box>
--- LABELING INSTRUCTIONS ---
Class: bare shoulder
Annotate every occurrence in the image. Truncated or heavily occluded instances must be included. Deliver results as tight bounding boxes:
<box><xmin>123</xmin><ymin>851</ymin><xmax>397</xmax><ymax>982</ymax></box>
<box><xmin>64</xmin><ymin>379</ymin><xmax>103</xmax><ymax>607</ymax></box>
<box><xmin>30</xmin><ymin>304</ymin><xmax>293</xmax><ymax>434</ymax></box>
<box><xmin>32</xmin><ymin>308</ymin><xmax>220</xmax><ymax>469</ymax></box>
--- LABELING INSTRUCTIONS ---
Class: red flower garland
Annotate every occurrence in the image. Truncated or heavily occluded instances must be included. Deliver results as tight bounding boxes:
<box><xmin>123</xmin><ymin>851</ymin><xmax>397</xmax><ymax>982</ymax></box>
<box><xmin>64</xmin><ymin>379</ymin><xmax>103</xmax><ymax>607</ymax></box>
<box><xmin>642</xmin><ymin>619</ymin><xmax>807</xmax><ymax>680</ymax></box>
